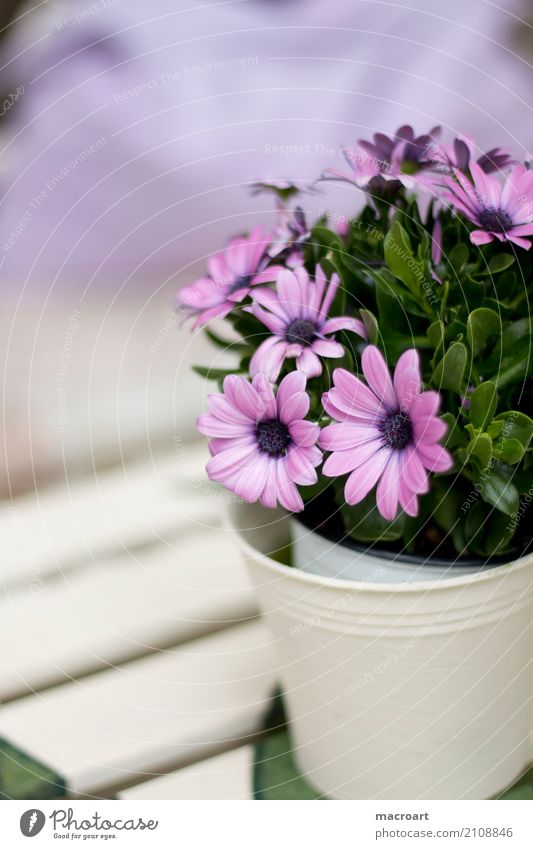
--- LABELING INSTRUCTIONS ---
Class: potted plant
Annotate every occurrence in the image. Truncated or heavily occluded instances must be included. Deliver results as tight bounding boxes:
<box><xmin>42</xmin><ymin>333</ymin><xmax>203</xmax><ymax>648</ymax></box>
<box><xmin>179</xmin><ymin>126</ymin><xmax>533</xmax><ymax>799</ymax></box>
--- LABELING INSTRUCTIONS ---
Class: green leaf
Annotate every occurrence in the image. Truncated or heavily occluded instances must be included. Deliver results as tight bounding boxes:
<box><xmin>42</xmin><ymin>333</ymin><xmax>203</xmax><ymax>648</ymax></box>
<box><xmin>384</xmin><ymin>220</ymin><xmax>425</xmax><ymax>297</ymax></box>
<box><xmin>192</xmin><ymin>365</ymin><xmax>240</xmax><ymax>380</ymax></box>
<box><xmin>494</xmin><ymin>411</ymin><xmax>533</xmax><ymax>448</ymax></box>
<box><xmin>427</xmin><ymin>320</ymin><xmax>445</xmax><ymax>355</ymax></box>
<box><xmin>486</xmin><ymin>420</ymin><xmax>504</xmax><ymax>440</ymax></box>
<box><xmin>493</xmin><ymin>437</ymin><xmax>525</xmax><ymax>465</ymax></box>
<box><xmin>375</xmin><ymin>278</ymin><xmax>407</xmax><ymax>331</ymax></box>
<box><xmin>514</xmin><ymin>469</ymin><xmax>533</xmax><ymax>495</ymax></box>
<box><xmin>493</xmin><ymin>360</ymin><xmax>530</xmax><ymax>389</ymax></box>
<box><xmin>310</xmin><ymin>225</ymin><xmax>345</xmax><ymax>255</ymax></box>
<box><xmin>466</xmin><ymin>308</ymin><xmax>502</xmax><ymax>357</ymax></box>
<box><xmin>204</xmin><ymin>326</ymin><xmax>248</xmax><ymax>352</ymax></box>
<box><xmin>433</xmin><ymin>342</ymin><xmax>468</xmax><ymax>393</ymax></box>
<box><xmin>469</xmin><ymin>381</ymin><xmax>497</xmax><ymax>431</ymax></box>
<box><xmin>432</xmin><ymin>482</ymin><xmax>461</xmax><ymax>533</ymax></box>
<box><xmin>370</xmin><ymin>267</ymin><xmax>427</xmax><ymax>317</ymax></box>
<box><xmin>464</xmin><ymin>500</ymin><xmax>488</xmax><ymax>554</ymax></box>
<box><xmin>482</xmin><ymin>253</ymin><xmax>515</xmax><ymax>275</ymax></box>
<box><xmin>466</xmin><ymin>432</ymin><xmax>493</xmax><ymax>468</ymax></box>
<box><xmin>474</xmin><ymin>463</ymin><xmax>519</xmax><ymax>516</ymax></box>
<box><xmin>341</xmin><ymin>492</ymin><xmax>405</xmax><ymax>542</ymax></box>
<box><xmin>360</xmin><ymin>309</ymin><xmax>379</xmax><ymax>344</ymax></box>
<box><xmin>485</xmin><ymin>509</ymin><xmax>517</xmax><ymax>555</ymax></box>
<box><xmin>448</xmin><ymin>243</ymin><xmax>469</xmax><ymax>274</ymax></box>
<box><xmin>440</xmin><ymin>412</ymin><xmax>465</xmax><ymax>450</ymax></box>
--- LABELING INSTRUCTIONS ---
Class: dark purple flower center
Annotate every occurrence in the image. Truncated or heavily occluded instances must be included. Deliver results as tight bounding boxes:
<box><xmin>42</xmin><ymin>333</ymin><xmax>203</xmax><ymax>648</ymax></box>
<box><xmin>479</xmin><ymin>207</ymin><xmax>513</xmax><ymax>233</ymax></box>
<box><xmin>256</xmin><ymin>419</ymin><xmax>291</xmax><ymax>457</ymax></box>
<box><xmin>227</xmin><ymin>274</ymin><xmax>252</xmax><ymax>294</ymax></box>
<box><xmin>380</xmin><ymin>411</ymin><xmax>413</xmax><ymax>450</ymax></box>
<box><xmin>286</xmin><ymin>318</ymin><xmax>317</xmax><ymax>345</ymax></box>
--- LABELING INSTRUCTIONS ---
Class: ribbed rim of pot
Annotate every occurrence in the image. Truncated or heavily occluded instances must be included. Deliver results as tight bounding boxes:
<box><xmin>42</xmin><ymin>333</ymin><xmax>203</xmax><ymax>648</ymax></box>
<box><xmin>226</xmin><ymin>501</ymin><xmax>533</xmax><ymax>593</ymax></box>
<box><xmin>291</xmin><ymin>516</ymin><xmax>511</xmax><ymax>569</ymax></box>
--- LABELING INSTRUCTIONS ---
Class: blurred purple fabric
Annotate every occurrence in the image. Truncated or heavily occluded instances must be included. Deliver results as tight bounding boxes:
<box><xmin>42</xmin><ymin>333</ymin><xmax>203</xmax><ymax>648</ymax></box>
<box><xmin>0</xmin><ymin>0</ymin><xmax>531</xmax><ymax>289</ymax></box>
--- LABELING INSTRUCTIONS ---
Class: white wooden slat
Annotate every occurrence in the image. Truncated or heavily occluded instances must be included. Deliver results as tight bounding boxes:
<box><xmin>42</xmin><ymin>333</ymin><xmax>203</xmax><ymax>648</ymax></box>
<box><xmin>0</xmin><ymin>443</ymin><xmax>218</xmax><ymax>589</ymax></box>
<box><xmin>0</xmin><ymin>523</ymin><xmax>256</xmax><ymax>701</ymax></box>
<box><xmin>0</xmin><ymin>620</ymin><xmax>276</xmax><ymax>796</ymax></box>
<box><xmin>119</xmin><ymin>746</ymin><xmax>254</xmax><ymax>800</ymax></box>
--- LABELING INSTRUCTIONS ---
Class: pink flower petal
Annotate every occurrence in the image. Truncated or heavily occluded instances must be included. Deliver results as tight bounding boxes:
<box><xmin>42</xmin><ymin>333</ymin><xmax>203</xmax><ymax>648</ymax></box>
<box><xmin>207</xmin><ymin>253</ymin><xmax>230</xmax><ymax>283</ymax></box>
<box><xmin>323</xmin><ymin>439</ymin><xmax>382</xmax><ymax>476</ymax></box>
<box><xmin>506</xmin><ymin>223</ymin><xmax>533</xmax><ymax>236</ymax></box>
<box><xmin>206</xmin><ymin>442</ymin><xmax>259</xmax><ymax>479</ymax></box>
<box><xmin>393</xmin><ymin>349</ymin><xmax>421</xmax><ymax>413</ymax></box>
<box><xmin>232</xmin><ymin>454</ymin><xmax>270</xmax><ymax>502</ymax></box>
<box><xmin>251</xmin><ymin>286</ymin><xmax>291</xmax><ymax>320</ymax></box>
<box><xmin>300</xmin><ymin>444</ymin><xmax>323</xmax><ymax>468</ymax></box>
<box><xmin>361</xmin><ymin>346</ymin><xmax>397</xmax><ymax>410</ymax></box>
<box><xmin>501</xmin><ymin>164</ymin><xmax>533</xmax><ymax>210</ymax></box>
<box><xmin>277</xmin><ymin>268</ymin><xmax>305</xmax><ymax>320</ymax></box>
<box><xmin>376</xmin><ymin>453</ymin><xmax>400</xmax><ymax>520</ymax></box>
<box><xmin>344</xmin><ymin>449</ymin><xmax>390</xmax><ymax>504</ymax></box>
<box><xmin>226</xmin><ymin>285</ymin><xmax>251</xmax><ymax>303</ymax></box>
<box><xmin>252</xmin><ymin>373</ymin><xmax>277</xmax><ymax>419</ymax></box>
<box><xmin>398</xmin><ymin>484</ymin><xmax>418</xmax><ymax>517</ymax></box>
<box><xmin>286</xmin><ymin>446</ymin><xmax>318</xmax><ymax>485</ymax></box>
<box><xmin>329</xmin><ymin>368</ymin><xmax>385</xmax><ymax>418</ymax></box>
<box><xmin>250</xmin><ymin>302</ymin><xmax>286</xmax><ymax>334</ymax></box>
<box><xmin>276</xmin><ymin>459</ymin><xmax>304</xmax><ymax>512</ymax></box>
<box><xmin>276</xmin><ymin>370</ymin><xmax>306</xmax><ymax>411</ymax></box>
<box><xmin>321</xmin><ymin>316</ymin><xmax>366</xmax><ymax>337</ymax></box>
<box><xmin>401</xmin><ymin>446</ymin><xmax>430</xmax><ymax>494</ymax></box>
<box><xmin>179</xmin><ymin>277</ymin><xmax>222</xmax><ymax>309</ymax></box>
<box><xmin>412</xmin><ymin>390</ymin><xmax>441</xmax><ymax>418</ymax></box>
<box><xmin>259</xmin><ymin>459</ymin><xmax>279</xmax><ymax>509</ymax></box>
<box><xmin>279</xmin><ymin>391</ymin><xmax>310</xmax><ymax>425</ymax></box>
<box><xmin>189</xmin><ymin>301</ymin><xmax>235</xmax><ymax>327</ymax></box>
<box><xmin>413</xmin><ymin>414</ymin><xmax>448</xmax><ymax>444</ymax></box>
<box><xmin>207</xmin><ymin>394</ymin><xmax>255</xmax><ymax>424</ymax></box>
<box><xmin>250</xmin><ymin>337</ymin><xmax>288</xmax><ymax>381</ymax></box>
<box><xmin>416</xmin><ymin>442</ymin><xmax>454</xmax><ymax>473</ymax></box>
<box><xmin>469</xmin><ymin>161</ymin><xmax>501</xmax><ymax>208</ymax></box>
<box><xmin>311</xmin><ymin>338</ymin><xmax>344</xmax><ymax>358</ymax></box>
<box><xmin>252</xmin><ymin>264</ymin><xmax>285</xmax><ymax>286</ymax></box>
<box><xmin>297</xmin><ymin>348</ymin><xmax>322</xmax><ymax>378</ymax></box>
<box><xmin>470</xmin><ymin>230</ymin><xmax>495</xmax><ymax>246</ymax></box>
<box><xmin>318</xmin><ymin>272</ymin><xmax>340</xmax><ymax>320</ymax></box>
<box><xmin>506</xmin><ymin>233</ymin><xmax>532</xmax><ymax>250</ymax></box>
<box><xmin>311</xmin><ymin>265</ymin><xmax>327</xmax><ymax>313</ymax></box>
<box><xmin>227</xmin><ymin>236</ymin><xmax>252</xmax><ymax>276</ymax></box>
<box><xmin>197</xmin><ymin>414</ymin><xmax>253</xmax><ymax>439</ymax></box>
<box><xmin>208</xmin><ymin>435</ymin><xmax>256</xmax><ymax>455</ymax></box>
<box><xmin>288</xmin><ymin>419</ymin><xmax>320</xmax><ymax>447</ymax></box>
<box><xmin>319</xmin><ymin>422</ymin><xmax>380</xmax><ymax>451</ymax></box>
<box><xmin>223</xmin><ymin>374</ymin><xmax>263</xmax><ymax>419</ymax></box>
<box><xmin>277</xmin><ymin>371</ymin><xmax>309</xmax><ymax>424</ymax></box>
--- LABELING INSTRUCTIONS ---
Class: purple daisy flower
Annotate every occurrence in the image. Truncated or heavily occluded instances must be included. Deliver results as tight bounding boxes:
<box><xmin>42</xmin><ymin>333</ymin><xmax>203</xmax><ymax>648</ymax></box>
<box><xmin>269</xmin><ymin>202</ymin><xmax>310</xmax><ymax>267</ymax></box>
<box><xmin>322</xmin><ymin>124</ymin><xmax>441</xmax><ymax>196</ymax></box>
<box><xmin>359</xmin><ymin>124</ymin><xmax>442</xmax><ymax>175</ymax></box>
<box><xmin>442</xmin><ymin>162</ymin><xmax>533</xmax><ymax>249</ymax></box>
<box><xmin>248</xmin><ymin>266</ymin><xmax>366</xmax><ymax>381</ymax></box>
<box><xmin>319</xmin><ymin>346</ymin><xmax>453</xmax><ymax>520</ymax></box>
<box><xmin>178</xmin><ymin>226</ymin><xmax>283</xmax><ymax>327</ymax></box>
<box><xmin>432</xmin><ymin>135</ymin><xmax>514</xmax><ymax>177</ymax></box>
<box><xmin>197</xmin><ymin>371</ymin><xmax>322</xmax><ymax>511</ymax></box>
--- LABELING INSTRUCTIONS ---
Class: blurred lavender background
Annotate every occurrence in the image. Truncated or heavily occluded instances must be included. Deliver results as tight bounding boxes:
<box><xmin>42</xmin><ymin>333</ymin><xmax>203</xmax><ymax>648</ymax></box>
<box><xmin>0</xmin><ymin>0</ymin><xmax>531</xmax><ymax>495</ymax></box>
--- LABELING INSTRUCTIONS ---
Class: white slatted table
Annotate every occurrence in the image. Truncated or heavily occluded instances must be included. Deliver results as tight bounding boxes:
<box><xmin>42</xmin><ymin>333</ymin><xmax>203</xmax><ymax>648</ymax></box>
<box><xmin>0</xmin><ymin>444</ymin><xmax>281</xmax><ymax>800</ymax></box>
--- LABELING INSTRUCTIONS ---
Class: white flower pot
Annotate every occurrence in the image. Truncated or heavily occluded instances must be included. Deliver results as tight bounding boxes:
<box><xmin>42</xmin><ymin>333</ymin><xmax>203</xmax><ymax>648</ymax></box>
<box><xmin>228</xmin><ymin>500</ymin><xmax>533</xmax><ymax>799</ymax></box>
